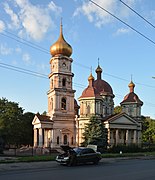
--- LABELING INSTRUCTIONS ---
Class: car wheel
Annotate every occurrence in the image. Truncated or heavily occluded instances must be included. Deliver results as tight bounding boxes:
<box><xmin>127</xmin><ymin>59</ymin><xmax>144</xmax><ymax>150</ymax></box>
<box><xmin>67</xmin><ymin>156</ymin><xmax>76</xmax><ymax>166</ymax></box>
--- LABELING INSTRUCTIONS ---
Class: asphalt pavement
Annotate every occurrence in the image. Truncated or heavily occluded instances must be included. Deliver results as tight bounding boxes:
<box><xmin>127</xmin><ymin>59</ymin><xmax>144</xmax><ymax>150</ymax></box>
<box><xmin>1</xmin><ymin>156</ymin><xmax>155</xmax><ymax>172</ymax></box>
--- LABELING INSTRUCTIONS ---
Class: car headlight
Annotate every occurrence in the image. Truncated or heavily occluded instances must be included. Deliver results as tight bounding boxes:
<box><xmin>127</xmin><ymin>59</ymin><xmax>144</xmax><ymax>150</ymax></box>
<box><xmin>64</xmin><ymin>157</ymin><xmax>69</xmax><ymax>160</ymax></box>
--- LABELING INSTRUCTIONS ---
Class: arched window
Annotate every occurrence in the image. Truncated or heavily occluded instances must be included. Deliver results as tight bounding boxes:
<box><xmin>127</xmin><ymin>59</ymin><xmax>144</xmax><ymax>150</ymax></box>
<box><xmin>87</xmin><ymin>105</ymin><xmax>90</xmax><ymax>114</ymax></box>
<box><xmin>51</xmin><ymin>79</ymin><xmax>53</xmax><ymax>88</ymax></box>
<box><xmin>62</xmin><ymin>78</ymin><xmax>66</xmax><ymax>87</ymax></box>
<box><xmin>61</xmin><ymin>98</ymin><xmax>66</xmax><ymax>110</ymax></box>
<box><xmin>51</xmin><ymin>98</ymin><xmax>53</xmax><ymax>110</ymax></box>
<box><xmin>57</xmin><ymin>136</ymin><xmax>59</xmax><ymax>145</ymax></box>
<box><xmin>64</xmin><ymin>135</ymin><xmax>67</xmax><ymax>145</ymax></box>
<box><xmin>71</xmin><ymin>136</ymin><xmax>74</xmax><ymax>145</ymax></box>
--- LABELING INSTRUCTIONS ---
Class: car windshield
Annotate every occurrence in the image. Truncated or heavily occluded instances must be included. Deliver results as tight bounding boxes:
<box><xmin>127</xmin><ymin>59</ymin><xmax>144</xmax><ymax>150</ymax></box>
<box><xmin>73</xmin><ymin>147</ymin><xmax>82</xmax><ymax>154</ymax></box>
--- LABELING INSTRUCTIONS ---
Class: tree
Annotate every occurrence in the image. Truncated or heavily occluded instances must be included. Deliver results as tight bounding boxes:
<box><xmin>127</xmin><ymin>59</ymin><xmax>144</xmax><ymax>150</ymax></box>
<box><xmin>20</xmin><ymin>112</ymin><xmax>35</xmax><ymax>146</ymax></box>
<box><xmin>0</xmin><ymin>98</ymin><xmax>35</xmax><ymax>147</ymax></box>
<box><xmin>82</xmin><ymin>116</ymin><xmax>108</xmax><ymax>151</ymax></box>
<box><xmin>0</xmin><ymin>98</ymin><xmax>24</xmax><ymax>146</ymax></box>
<box><xmin>114</xmin><ymin>105</ymin><xmax>122</xmax><ymax>114</ymax></box>
<box><xmin>142</xmin><ymin>116</ymin><xmax>155</xmax><ymax>143</ymax></box>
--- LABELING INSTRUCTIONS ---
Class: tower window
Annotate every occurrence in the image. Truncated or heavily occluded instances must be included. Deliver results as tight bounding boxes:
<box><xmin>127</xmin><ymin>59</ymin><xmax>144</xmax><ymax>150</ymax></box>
<box><xmin>57</xmin><ymin>136</ymin><xmax>59</xmax><ymax>145</ymax></box>
<box><xmin>51</xmin><ymin>79</ymin><xmax>53</xmax><ymax>88</ymax></box>
<box><xmin>71</xmin><ymin>136</ymin><xmax>74</xmax><ymax>145</ymax></box>
<box><xmin>87</xmin><ymin>105</ymin><xmax>90</xmax><ymax>114</ymax></box>
<box><xmin>51</xmin><ymin>98</ymin><xmax>53</xmax><ymax>110</ymax></box>
<box><xmin>61</xmin><ymin>97</ymin><xmax>66</xmax><ymax>110</ymax></box>
<box><xmin>62</xmin><ymin>78</ymin><xmax>66</xmax><ymax>87</ymax></box>
<box><xmin>64</xmin><ymin>135</ymin><xmax>68</xmax><ymax>145</ymax></box>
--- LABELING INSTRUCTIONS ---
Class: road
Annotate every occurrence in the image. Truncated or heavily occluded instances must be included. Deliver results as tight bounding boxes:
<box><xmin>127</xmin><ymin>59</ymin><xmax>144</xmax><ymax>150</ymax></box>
<box><xmin>0</xmin><ymin>159</ymin><xmax>155</xmax><ymax>180</ymax></box>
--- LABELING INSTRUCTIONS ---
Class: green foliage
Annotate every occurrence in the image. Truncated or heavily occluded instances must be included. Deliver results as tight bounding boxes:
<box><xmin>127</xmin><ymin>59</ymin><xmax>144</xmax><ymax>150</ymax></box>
<box><xmin>114</xmin><ymin>105</ymin><xmax>122</xmax><ymax>114</ymax></box>
<box><xmin>20</xmin><ymin>112</ymin><xmax>35</xmax><ymax>146</ymax></box>
<box><xmin>81</xmin><ymin>116</ymin><xmax>108</xmax><ymax>151</ymax></box>
<box><xmin>0</xmin><ymin>97</ymin><xmax>34</xmax><ymax>146</ymax></box>
<box><xmin>142</xmin><ymin>116</ymin><xmax>155</xmax><ymax>143</ymax></box>
<box><xmin>108</xmin><ymin>144</ymin><xmax>141</xmax><ymax>153</ymax></box>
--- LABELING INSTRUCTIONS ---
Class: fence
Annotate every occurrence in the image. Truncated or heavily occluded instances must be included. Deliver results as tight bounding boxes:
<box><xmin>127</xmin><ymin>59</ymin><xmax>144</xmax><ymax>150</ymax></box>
<box><xmin>1</xmin><ymin>146</ymin><xmax>59</xmax><ymax>157</ymax></box>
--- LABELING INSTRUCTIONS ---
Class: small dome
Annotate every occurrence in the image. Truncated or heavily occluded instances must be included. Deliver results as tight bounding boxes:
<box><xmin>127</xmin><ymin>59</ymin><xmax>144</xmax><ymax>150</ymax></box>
<box><xmin>128</xmin><ymin>81</ymin><xmax>135</xmax><ymax>88</ymax></box>
<box><xmin>121</xmin><ymin>80</ymin><xmax>143</xmax><ymax>105</ymax></box>
<box><xmin>50</xmin><ymin>23</ymin><xmax>72</xmax><ymax>57</ymax></box>
<box><xmin>88</xmin><ymin>73</ymin><xmax>94</xmax><ymax>81</ymax></box>
<box><xmin>121</xmin><ymin>92</ymin><xmax>143</xmax><ymax>105</ymax></box>
<box><xmin>95</xmin><ymin>65</ymin><xmax>102</xmax><ymax>73</ymax></box>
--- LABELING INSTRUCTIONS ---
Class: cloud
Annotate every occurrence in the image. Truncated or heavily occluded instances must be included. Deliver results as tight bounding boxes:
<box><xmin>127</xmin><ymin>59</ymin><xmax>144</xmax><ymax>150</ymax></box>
<box><xmin>15</xmin><ymin>47</ymin><xmax>22</xmax><ymax>53</ymax></box>
<box><xmin>48</xmin><ymin>1</ymin><xmax>62</xmax><ymax>16</ymax></box>
<box><xmin>22</xmin><ymin>53</ymin><xmax>31</xmax><ymax>64</ymax></box>
<box><xmin>3</xmin><ymin>0</ymin><xmax>62</xmax><ymax>41</ymax></box>
<box><xmin>74</xmin><ymin>0</ymin><xmax>136</xmax><ymax>27</ymax></box>
<box><xmin>0</xmin><ymin>43</ymin><xmax>13</xmax><ymax>55</ymax></box>
<box><xmin>37</xmin><ymin>63</ymin><xmax>49</xmax><ymax>73</ymax></box>
<box><xmin>0</xmin><ymin>20</ymin><xmax>6</xmax><ymax>32</ymax></box>
<box><xmin>114</xmin><ymin>28</ymin><xmax>130</xmax><ymax>36</ymax></box>
<box><xmin>4</xmin><ymin>2</ymin><xmax>20</xmax><ymax>29</ymax></box>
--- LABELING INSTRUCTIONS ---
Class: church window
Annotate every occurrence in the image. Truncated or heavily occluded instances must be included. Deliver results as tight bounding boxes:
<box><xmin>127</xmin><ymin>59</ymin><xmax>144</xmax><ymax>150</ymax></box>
<box><xmin>105</xmin><ymin>107</ymin><xmax>107</xmax><ymax>115</ymax></box>
<box><xmin>64</xmin><ymin>135</ymin><xmax>67</xmax><ymax>145</ymax></box>
<box><xmin>71</xmin><ymin>136</ymin><xmax>74</xmax><ymax>145</ymax></box>
<box><xmin>57</xmin><ymin>136</ymin><xmax>59</xmax><ymax>145</ymax></box>
<box><xmin>51</xmin><ymin>98</ymin><xmax>53</xmax><ymax>110</ymax></box>
<box><xmin>87</xmin><ymin>105</ymin><xmax>90</xmax><ymax>114</ymax></box>
<box><xmin>61</xmin><ymin>98</ymin><xmax>66</xmax><ymax>110</ymax></box>
<box><xmin>62</xmin><ymin>78</ymin><xmax>66</xmax><ymax>87</ymax></box>
<box><xmin>62</xmin><ymin>62</ymin><xmax>66</xmax><ymax>67</ymax></box>
<box><xmin>51</xmin><ymin>79</ymin><xmax>53</xmax><ymax>88</ymax></box>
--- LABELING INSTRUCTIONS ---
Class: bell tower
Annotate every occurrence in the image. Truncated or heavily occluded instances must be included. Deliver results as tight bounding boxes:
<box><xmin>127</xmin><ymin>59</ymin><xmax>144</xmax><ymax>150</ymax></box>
<box><xmin>47</xmin><ymin>22</ymin><xmax>76</xmax><ymax>147</ymax></box>
<box><xmin>120</xmin><ymin>80</ymin><xmax>143</xmax><ymax>122</ymax></box>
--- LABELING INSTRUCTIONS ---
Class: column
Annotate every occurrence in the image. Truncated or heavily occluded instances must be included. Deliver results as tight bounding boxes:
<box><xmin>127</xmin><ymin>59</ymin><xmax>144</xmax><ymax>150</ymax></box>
<box><xmin>126</xmin><ymin>130</ymin><xmax>129</xmax><ymax>145</ymax></box>
<box><xmin>44</xmin><ymin>130</ymin><xmax>48</xmax><ymax>147</ymax></box>
<box><xmin>107</xmin><ymin>129</ymin><xmax>111</xmax><ymax>145</ymax></box>
<box><xmin>133</xmin><ymin>130</ymin><xmax>137</xmax><ymax>144</ymax></box>
<box><xmin>39</xmin><ymin>128</ymin><xmax>43</xmax><ymax>147</ymax></box>
<box><xmin>137</xmin><ymin>131</ymin><xmax>141</xmax><ymax>146</ymax></box>
<box><xmin>51</xmin><ymin>129</ymin><xmax>54</xmax><ymax>148</ymax></box>
<box><xmin>33</xmin><ymin>129</ymin><xmax>38</xmax><ymax>147</ymax></box>
<box><xmin>116</xmin><ymin>129</ymin><xmax>119</xmax><ymax>145</ymax></box>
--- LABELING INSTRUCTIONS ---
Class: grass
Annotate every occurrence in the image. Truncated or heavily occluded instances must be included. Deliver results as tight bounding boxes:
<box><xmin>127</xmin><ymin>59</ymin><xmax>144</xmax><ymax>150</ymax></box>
<box><xmin>0</xmin><ymin>155</ymin><xmax>57</xmax><ymax>163</ymax></box>
<box><xmin>101</xmin><ymin>151</ymin><xmax>155</xmax><ymax>158</ymax></box>
<box><xmin>18</xmin><ymin>155</ymin><xmax>57</xmax><ymax>162</ymax></box>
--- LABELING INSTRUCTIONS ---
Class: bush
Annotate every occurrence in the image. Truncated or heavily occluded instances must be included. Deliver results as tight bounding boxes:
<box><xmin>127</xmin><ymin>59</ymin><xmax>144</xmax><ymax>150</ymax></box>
<box><xmin>108</xmin><ymin>144</ymin><xmax>141</xmax><ymax>153</ymax></box>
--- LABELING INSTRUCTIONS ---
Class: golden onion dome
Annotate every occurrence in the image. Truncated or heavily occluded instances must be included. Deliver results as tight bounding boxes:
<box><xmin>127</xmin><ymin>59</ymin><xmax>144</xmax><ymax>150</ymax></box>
<box><xmin>88</xmin><ymin>73</ymin><xmax>94</xmax><ymax>81</ymax></box>
<box><xmin>50</xmin><ymin>22</ymin><xmax>72</xmax><ymax>57</ymax></box>
<box><xmin>95</xmin><ymin>65</ymin><xmax>102</xmax><ymax>73</ymax></box>
<box><xmin>128</xmin><ymin>80</ymin><xmax>135</xmax><ymax>88</ymax></box>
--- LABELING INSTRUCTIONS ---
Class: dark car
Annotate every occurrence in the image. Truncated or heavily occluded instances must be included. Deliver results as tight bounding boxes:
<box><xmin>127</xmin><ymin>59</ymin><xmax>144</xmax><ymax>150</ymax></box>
<box><xmin>56</xmin><ymin>146</ymin><xmax>101</xmax><ymax>166</ymax></box>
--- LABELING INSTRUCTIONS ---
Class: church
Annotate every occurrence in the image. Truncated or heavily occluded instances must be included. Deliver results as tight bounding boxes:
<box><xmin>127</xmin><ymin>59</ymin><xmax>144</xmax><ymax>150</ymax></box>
<box><xmin>32</xmin><ymin>23</ymin><xmax>143</xmax><ymax>149</ymax></box>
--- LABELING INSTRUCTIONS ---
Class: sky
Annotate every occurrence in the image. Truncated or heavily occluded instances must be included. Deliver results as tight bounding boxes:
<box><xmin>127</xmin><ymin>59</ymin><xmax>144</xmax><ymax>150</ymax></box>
<box><xmin>0</xmin><ymin>0</ymin><xmax>155</xmax><ymax>119</ymax></box>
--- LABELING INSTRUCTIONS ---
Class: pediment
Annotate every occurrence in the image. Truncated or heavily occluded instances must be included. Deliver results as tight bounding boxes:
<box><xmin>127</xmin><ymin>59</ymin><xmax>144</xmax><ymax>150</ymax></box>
<box><xmin>32</xmin><ymin>115</ymin><xmax>41</xmax><ymax>125</ymax></box>
<box><xmin>106</xmin><ymin>113</ymin><xmax>138</xmax><ymax>125</ymax></box>
<box><xmin>61</xmin><ymin>128</ymin><xmax>72</xmax><ymax>134</ymax></box>
<box><xmin>111</xmin><ymin>116</ymin><xmax>136</xmax><ymax>125</ymax></box>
